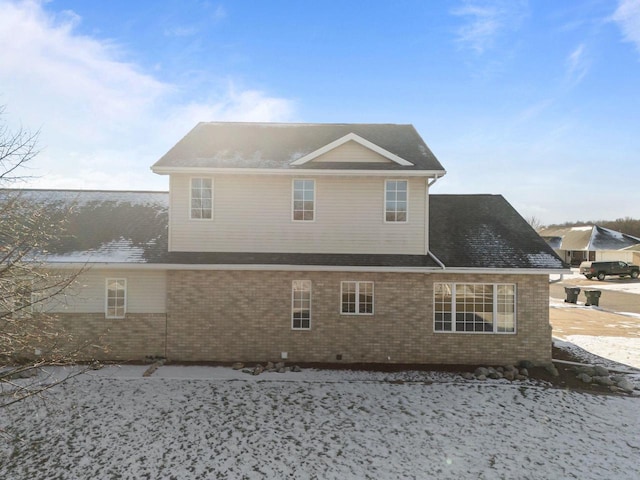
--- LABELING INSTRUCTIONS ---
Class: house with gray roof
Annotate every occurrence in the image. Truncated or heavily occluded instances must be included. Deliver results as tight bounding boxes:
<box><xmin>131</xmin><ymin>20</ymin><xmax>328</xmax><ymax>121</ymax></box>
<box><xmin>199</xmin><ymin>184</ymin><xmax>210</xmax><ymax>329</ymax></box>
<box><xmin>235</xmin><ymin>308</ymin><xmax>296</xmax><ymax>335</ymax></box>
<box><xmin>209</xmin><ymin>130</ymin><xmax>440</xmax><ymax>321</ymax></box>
<box><xmin>10</xmin><ymin>122</ymin><xmax>568</xmax><ymax>365</ymax></box>
<box><xmin>538</xmin><ymin>225</ymin><xmax>640</xmax><ymax>266</ymax></box>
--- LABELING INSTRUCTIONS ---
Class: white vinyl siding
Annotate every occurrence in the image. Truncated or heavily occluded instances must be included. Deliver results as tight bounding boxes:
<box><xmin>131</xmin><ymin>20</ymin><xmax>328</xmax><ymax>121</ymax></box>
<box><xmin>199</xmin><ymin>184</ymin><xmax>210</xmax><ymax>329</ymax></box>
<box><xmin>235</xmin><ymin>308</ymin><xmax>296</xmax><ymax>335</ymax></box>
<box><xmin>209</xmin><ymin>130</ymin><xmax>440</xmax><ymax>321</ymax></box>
<box><xmin>308</xmin><ymin>140</ymin><xmax>392</xmax><ymax>163</ymax></box>
<box><xmin>45</xmin><ymin>270</ymin><xmax>167</xmax><ymax>314</ymax></box>
<box><xmin>169</xmin><ymin>175</ymin><xmax>426</xmax><ymax>254</ymax></box>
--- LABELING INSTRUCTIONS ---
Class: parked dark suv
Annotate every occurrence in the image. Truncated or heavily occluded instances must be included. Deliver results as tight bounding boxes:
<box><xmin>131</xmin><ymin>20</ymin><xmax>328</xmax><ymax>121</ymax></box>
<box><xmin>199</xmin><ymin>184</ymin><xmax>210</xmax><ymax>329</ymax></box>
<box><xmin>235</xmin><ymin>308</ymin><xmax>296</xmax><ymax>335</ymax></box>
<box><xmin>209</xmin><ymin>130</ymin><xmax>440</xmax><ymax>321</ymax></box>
<box><xmin>579</xmin><ymin>261</ymin><xmax>640</xmax><ymax>281</ymax></box>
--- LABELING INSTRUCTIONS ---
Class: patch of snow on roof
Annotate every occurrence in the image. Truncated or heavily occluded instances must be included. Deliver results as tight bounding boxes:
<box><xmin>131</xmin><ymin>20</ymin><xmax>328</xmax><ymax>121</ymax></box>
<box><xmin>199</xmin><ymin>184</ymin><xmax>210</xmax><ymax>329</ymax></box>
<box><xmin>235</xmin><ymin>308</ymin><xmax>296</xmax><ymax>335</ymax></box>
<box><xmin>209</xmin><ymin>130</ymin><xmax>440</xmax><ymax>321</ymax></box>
<box><xmin>526</xmin><ymin>253</ymin><xmax>565</xmax><ymax>268</ymax></box>
<box><xmin>45</xmin><ymin>238</ymin><xmax>147</xmax><ymax>263</ymax></box>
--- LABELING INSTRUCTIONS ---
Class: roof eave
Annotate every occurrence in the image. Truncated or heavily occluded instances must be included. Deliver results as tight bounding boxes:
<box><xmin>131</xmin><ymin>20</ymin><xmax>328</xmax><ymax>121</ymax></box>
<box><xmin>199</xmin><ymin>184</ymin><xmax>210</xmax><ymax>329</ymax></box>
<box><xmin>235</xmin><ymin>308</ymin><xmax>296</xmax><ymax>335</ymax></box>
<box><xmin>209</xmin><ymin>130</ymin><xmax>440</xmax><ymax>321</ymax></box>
<box><xmin>150</xmin><ymin>166</ymin><xmax>447</xmax><ymax>177</ymax></box>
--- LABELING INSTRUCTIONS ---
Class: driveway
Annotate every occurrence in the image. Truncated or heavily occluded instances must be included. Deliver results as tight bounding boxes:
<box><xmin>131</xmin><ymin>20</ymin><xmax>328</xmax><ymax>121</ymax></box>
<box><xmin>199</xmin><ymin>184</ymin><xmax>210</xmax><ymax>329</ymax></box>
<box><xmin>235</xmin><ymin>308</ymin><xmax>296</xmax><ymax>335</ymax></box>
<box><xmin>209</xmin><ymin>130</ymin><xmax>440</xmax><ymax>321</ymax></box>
<box><xmin>548</xmin><ymin>274</ymin><xmax>640</xmax><ymax>369</ymax></box>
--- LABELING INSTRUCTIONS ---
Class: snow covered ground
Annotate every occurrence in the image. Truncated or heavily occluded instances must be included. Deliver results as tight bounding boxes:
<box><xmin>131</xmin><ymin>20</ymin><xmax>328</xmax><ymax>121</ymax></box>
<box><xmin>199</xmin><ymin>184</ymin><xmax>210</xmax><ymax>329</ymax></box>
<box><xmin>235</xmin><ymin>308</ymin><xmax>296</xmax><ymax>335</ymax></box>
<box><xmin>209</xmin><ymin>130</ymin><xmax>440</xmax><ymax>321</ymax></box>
<box><xmin>1</xmin><ymin>364</ymin><xmax>639</xmax><ymax>480</ymax></box>
<box><xmin>550</xmin><ymin>269</ymin><xmax>640</xmax><ymax>370</ymax></box>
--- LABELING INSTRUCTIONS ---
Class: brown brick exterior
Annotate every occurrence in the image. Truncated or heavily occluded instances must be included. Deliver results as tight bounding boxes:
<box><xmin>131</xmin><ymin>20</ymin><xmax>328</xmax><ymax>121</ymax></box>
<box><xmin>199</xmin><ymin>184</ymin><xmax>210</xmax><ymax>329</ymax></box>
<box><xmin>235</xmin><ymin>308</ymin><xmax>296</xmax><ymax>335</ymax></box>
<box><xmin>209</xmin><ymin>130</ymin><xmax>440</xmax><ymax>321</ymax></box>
<box><xmin>57</xmin><ymin>313</ymin><xmax>166</xmax><ymax>362</ymax></box>
<box><xmin>164</xmin><ymin>270</ymin><xmax>552</xmax><ymax>365</ymax></box>
<box><xmin>53</xmin><ymin>271</ymin><xmax>551</xmax><ymax>365</ymax></box>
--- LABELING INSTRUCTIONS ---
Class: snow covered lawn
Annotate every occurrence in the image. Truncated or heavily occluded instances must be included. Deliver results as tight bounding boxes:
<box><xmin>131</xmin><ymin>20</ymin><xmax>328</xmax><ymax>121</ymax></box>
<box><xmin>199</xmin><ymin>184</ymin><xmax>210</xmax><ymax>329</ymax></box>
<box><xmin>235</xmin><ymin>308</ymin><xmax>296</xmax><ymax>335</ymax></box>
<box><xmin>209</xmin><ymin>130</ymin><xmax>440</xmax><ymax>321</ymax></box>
<box><xmin>1</xmin><ymin>365</ymin><xmax>639</xmax><ymax>480</ymax></box>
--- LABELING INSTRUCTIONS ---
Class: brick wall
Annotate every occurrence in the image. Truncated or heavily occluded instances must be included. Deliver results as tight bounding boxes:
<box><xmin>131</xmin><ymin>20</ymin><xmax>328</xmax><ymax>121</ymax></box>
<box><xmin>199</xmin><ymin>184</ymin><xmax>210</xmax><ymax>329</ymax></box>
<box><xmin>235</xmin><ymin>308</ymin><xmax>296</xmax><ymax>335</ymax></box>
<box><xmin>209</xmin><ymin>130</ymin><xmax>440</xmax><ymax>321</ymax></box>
<box><xmin>56</xmin><ymin>313</ymin><xmax>166</xmax><ymax>362</ymax></box>
<box><xmin>165</xmin><ymin>270</ymin><xmax>552</xmax><ymax>365</ymax></box>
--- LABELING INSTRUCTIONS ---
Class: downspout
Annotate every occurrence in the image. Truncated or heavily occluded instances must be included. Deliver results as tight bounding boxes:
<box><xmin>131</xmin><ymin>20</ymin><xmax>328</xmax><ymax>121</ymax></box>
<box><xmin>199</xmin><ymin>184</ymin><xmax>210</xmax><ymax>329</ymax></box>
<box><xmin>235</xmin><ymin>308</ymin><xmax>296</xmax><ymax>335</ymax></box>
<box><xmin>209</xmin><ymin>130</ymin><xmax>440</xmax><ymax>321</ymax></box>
<box><xmin>425</xmin><ymin>175</ymin><xmax>445</xmax><ymax>270</ymax></box>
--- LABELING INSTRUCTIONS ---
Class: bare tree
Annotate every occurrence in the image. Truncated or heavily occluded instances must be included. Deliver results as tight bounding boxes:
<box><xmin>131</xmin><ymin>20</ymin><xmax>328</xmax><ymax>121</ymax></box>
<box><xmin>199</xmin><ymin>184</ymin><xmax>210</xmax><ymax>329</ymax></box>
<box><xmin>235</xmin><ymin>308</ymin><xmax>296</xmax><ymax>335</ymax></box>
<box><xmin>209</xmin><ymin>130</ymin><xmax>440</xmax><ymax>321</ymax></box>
<box><xmin>525</xmin><ymin>215</ymin><xmax>544</xmax><ymax>232</ymax></box>
<box><xmin>0</xmin><ymin>108</ymin><xmax>96</xmax><ymax>410</ymax></box>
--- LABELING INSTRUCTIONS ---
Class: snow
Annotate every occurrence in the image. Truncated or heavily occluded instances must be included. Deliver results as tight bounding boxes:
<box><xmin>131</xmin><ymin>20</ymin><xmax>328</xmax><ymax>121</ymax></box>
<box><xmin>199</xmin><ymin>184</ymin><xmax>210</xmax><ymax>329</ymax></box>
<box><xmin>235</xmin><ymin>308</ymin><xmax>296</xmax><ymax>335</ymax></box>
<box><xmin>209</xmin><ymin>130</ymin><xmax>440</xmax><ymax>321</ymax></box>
<box><xmin>1</xmin><ymin>365</ymin><xmax>638</xmax><ymax>480</ymax></box>
<box><xmin>45</xmin><ymin>238</ymin><xmax>147</xmax><ymax>263</ymax></box>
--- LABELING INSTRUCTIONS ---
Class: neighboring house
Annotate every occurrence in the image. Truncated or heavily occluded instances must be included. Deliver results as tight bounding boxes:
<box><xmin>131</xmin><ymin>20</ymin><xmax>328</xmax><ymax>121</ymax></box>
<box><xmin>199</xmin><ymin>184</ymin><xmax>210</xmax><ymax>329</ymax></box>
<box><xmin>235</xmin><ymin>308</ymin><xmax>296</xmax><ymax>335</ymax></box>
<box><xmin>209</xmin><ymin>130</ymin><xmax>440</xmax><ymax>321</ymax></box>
<box><xmin>11</xmin><ymin>123</ymin><xmax>568</xmax><ymax>365</ymax></box>
<box><xmin>538</xmin><ymin>225</ymin><xmax>640</xmax><ymax>266</ymax></box>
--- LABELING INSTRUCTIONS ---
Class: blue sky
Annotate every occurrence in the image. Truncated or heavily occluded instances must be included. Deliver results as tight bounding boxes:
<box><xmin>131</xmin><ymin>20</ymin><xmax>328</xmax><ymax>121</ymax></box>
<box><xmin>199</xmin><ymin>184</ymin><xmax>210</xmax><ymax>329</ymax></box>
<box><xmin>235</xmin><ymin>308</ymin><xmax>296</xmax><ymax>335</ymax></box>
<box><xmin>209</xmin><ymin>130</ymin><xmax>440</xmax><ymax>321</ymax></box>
<box><xmin>0</xmin><ymin>0</ymin><xmax>639</xmax><ymax>225</ymax></box>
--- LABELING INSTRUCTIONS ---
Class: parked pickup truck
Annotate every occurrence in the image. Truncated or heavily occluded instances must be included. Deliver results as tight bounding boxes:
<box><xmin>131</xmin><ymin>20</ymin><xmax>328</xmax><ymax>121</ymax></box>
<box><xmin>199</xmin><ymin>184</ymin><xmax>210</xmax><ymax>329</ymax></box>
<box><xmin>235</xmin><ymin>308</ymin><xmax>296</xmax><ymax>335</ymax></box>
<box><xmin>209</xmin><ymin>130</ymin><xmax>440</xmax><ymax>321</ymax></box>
<box><xmin>579</xmin><ymin>261</ymin><xmax>640</xmax><ymax>281</ymax></box>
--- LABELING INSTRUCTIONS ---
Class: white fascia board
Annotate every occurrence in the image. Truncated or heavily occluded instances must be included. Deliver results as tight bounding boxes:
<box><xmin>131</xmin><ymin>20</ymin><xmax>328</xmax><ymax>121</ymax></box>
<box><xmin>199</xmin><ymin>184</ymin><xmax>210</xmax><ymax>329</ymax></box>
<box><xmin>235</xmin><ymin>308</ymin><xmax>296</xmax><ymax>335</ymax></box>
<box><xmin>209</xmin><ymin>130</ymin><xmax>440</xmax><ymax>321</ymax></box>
<box><xmin>151</xmin><ymin>166</ymin><xmax>446</xmax><ymax>177</ymax></box>
<box><xmin>46</xmin><ymin>262</ymin><xmax>569</xmax><ymax>275</ymax></box>
<box><xmin>289</xmin><ymin>133</ymin><xmax>414</xmax><ymax>166</ymax></box>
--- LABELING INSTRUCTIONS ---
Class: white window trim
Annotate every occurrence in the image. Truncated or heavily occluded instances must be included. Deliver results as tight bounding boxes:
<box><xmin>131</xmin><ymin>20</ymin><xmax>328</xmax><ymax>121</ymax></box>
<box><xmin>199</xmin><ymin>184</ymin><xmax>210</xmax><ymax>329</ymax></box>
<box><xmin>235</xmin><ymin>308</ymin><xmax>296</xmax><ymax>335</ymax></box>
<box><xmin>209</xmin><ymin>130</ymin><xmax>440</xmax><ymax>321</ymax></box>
<box><xmin>383</xmin><ymin>179</ymin><xmax>409</xmax><ymax>224</ymax></box>
<box><xmin>291</xmin><ymin>280</ymin><xmax>312</xmax><ymax>330</ymax></box>
<box><xmin>291</xmin><ymin>178</ymin><xmax>316</xmax><ymax>222</ymax></box>
<box><xmin>433</xmin><ymin>283</ymin><xmax>517</xmax><ymax>334</ymax></box>
<box><xmin>189</xmin><ymin>177</ymin><xmax>214</xmax><ymax>221</ymax></box>
<box><xmin>105</xmin><ymin>278</ymin><xmax>127</xmax><ymax>319</ymax></box>
<box><xmin>340</xmin><ymin>281</ymin><xmax>375</xmax><ymax>315</ymax></box>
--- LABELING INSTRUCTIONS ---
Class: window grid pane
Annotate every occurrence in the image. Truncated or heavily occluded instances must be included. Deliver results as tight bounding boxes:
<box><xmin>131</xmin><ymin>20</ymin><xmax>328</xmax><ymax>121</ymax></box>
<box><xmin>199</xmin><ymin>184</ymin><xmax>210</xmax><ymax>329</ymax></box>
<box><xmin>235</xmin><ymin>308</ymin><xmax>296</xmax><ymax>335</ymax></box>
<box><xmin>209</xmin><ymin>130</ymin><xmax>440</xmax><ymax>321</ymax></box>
<box><xmin>292</xmin><ymin>280</ymin><xmax>311</xmax><ymax>329</ymax></box>
<box><xmin>293</xmin><ymin>179</ymin><xmax>314</xmax><ymax>221</ymax></box>
<box><xmin>106</xmin><ymin>279</ymin><xmax>126</xmax><ymax>318</ymax></box>
<box><xmin>385</xmin><ymin>180</ymin><xmax>408</xmax><ymax>222</ymax></box>
<box><xmin>434</xmin><ymin>283</ymin><xmax>515</xmax><ymax>334</ymax></box>
<box><xmin>191</xmin><ymin>178</ymin><xmax>212</xmax><ymax>219</ymax></box>
<box><xmin>341</xmin><ymin>281</ymin><xmax>374</xmax><ymax>315</ymax></box>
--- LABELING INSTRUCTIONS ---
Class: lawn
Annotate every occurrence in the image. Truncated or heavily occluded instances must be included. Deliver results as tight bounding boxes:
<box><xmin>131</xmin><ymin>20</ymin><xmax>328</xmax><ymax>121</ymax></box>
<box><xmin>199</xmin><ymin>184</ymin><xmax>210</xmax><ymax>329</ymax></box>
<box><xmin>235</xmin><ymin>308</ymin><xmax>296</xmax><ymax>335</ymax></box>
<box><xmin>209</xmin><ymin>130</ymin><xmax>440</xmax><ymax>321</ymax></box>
<box><xmin>1</xmin><ymin>361</ymin><xmax>638</xmax><ymax>480</ymax></box>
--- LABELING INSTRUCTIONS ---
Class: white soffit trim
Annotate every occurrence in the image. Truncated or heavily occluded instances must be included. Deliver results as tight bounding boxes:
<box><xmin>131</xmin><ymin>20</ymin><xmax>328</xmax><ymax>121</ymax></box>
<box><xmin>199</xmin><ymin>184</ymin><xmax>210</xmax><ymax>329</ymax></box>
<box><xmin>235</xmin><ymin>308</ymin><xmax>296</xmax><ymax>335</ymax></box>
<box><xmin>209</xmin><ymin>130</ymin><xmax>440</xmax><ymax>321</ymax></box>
<box><xmin>289</xmin><ymin>133</ymin><xmax>414</xmax><ymax>166</ymax></box>
<box><xmin>151</xmin><ymin>166</ymin><xmax>446</xmax><ymax>177</ymax></box>
<box><xmin>45</xmin><ymin>262</ymin><xmax>570</xmax><ymax>275</ymax></box>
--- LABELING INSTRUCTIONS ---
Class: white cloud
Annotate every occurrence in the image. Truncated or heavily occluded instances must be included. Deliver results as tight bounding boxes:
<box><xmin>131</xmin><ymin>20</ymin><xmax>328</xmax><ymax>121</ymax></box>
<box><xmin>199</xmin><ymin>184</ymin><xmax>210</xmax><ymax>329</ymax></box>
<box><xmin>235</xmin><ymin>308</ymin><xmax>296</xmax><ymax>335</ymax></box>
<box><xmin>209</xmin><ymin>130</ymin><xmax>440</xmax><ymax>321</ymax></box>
<box><xmin>451</xmin><ymin>0</ymin><xmax>528</xmax><ymax>54</ymax></box>
<box><xmin>565</xmin><ymin>43</ymin><xmax>590</xmax><ymax>85</ymax></box>
<box><xmin>612</xmin><ymin>0</ymin><xmax>640</xmax><ymax>54</ymax></box>
<box><xmin>0</xmin><ymin>0</ymin><xmax>295</xmax><ymax>191</ymax></box>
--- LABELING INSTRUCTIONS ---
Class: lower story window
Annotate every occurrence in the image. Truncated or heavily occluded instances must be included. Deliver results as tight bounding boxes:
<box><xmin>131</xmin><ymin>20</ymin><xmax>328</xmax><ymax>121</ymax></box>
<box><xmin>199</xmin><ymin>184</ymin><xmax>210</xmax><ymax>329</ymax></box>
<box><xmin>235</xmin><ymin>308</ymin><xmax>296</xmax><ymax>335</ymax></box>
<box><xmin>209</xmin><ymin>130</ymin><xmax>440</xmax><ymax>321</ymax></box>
<box><xmin>341</xmin><ymin>281</ymin><xmax>374</xmax><ymax>315</ymax></box>
<box><xmin>292</xmin><ymin>280</ymin><xmax>311</xmax><ymax>329</ymax></box>
<box><xmin>434</xmin><ymin>283</ymin><xmax>515</xmax><ymax>333</ymax></box>
<box><xmin>106</xmin><ymin>278</ymin><xmax>127</xmax><ymax>319</ymax></box>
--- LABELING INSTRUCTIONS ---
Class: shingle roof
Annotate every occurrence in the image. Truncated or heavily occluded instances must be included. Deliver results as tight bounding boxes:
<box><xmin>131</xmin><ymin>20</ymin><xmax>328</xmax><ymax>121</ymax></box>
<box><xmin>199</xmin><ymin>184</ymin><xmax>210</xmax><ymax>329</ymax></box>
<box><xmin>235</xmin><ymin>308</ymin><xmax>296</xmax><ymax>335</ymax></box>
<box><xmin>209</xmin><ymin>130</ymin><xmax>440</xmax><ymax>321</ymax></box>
<box><xmin>4</xmin><ymin>190</ymin><xmax>565</xmax><ymax>270</ymax></box>
<box><xmin>152</xmin><ymin>122</ymin><xmax>446</xmax><ymax>172</ymax></box>
<box><xmin>429</xmin><ymin>195</ymin><xmax>566</xmax><ymax>269</ymax></box>
<box><xmin>538</xmin><ymin>225</ymin><xmax>640</xmax><ymax>251</ymax></box>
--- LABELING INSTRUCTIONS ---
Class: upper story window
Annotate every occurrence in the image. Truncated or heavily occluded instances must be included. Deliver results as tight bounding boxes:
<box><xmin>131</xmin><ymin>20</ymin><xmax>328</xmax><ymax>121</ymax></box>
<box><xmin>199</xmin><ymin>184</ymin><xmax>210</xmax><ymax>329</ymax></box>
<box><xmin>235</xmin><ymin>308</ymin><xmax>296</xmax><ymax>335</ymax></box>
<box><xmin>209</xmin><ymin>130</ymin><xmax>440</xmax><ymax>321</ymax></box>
<box><xmin>106</xmin><ymin>278</ymin><xmax>127</xmax><ymax>319</ymax></box>
<box><xmin>190</xmin><ymin>177</ymin><xmax>213</xmax><ymax>220</ymax></box>
<box><xmin>385</xmin><ymin>180</ymin><xmax>408</xmax><ymax>222</ymax></box>
<box><xmin>292</xmin><ymin>179</ymin><xmax>315</xmax><ymax>221</ymax></box>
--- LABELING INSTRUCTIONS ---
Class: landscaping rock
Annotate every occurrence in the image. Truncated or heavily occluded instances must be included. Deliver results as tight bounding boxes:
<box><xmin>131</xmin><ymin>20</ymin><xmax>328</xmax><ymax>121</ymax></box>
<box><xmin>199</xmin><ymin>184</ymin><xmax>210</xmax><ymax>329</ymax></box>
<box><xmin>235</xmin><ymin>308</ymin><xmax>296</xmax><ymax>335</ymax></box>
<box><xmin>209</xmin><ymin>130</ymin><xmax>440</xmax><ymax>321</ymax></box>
<box><xmin>545</xmin><ymin>365</ymin><xmax>559</xmax><ymax>377</ymax></box>
<box><xmin>461</xmin><ymin>372</ymin><xmax>474</xmax><ymax>380</ymax></box>
<box><xmin>476</xmin><ymin>374</ymin><xmax>487</xmax><ymax>381</ymax></box>
<box><xmin>616</xmin><ymin>378</ymin><xmax>635</xmax><ymax>393</ymax></box>
<box><xmin>252</xmin><ymin>364</ymin><xmax>264</xmax><ymax>376</ymax></box>
<box><xmin>231</xmin><ymin>362</ymin><xmax>244</xmax><ymax>370</ymax></box>
<box><xmin>292</xmin><ymin>365</ymin><xmax>302</xmax><ymax>373</ymax></box>
<box><xmin>519</xmin><ymin>368</ymin><xmax>529</xmax><ymax>377</ymax></box>
<box><xmin>503</xmin><ymin>371</ymin><xmax>515</xmax><ymax>381</ymax></box>
<box><xmin>488</xmin><ymin>371</ymin><xmax>503</xmax><ymax>380</ymax></box>
<box><xmin>592</xmin><ymin>376</ymin><xmax>614</xmax><ymax>387</ymax></box>
<box><xmin>577</xmin><ymin>373</ymin><xmax>592</xmax><ymax>384</ymax></box>
<box><xmin>593</xmin><ymin>366</ymin><xmax>609</xmax><ymax>377</ymax></box>
<box><xmin>474</xmin><ymin>367</ymin><xmax>489</xmax><ymax>377</ymax></box>
<box><xmin>518</xmin><ymin>360</ymin><xmax>535</xmax><ymax>369</ymax></box>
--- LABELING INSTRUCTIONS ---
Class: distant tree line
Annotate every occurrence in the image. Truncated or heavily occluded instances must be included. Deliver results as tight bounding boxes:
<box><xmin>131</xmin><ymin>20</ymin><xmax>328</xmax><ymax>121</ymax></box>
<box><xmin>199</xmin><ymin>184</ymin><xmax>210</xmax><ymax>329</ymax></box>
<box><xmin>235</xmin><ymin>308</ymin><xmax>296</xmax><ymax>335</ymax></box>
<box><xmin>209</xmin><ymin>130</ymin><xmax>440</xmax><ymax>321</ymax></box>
<box><xmin>546</xmin><ymin>217</ymin><xmax>640</xmax><ymax>238</ymax></box>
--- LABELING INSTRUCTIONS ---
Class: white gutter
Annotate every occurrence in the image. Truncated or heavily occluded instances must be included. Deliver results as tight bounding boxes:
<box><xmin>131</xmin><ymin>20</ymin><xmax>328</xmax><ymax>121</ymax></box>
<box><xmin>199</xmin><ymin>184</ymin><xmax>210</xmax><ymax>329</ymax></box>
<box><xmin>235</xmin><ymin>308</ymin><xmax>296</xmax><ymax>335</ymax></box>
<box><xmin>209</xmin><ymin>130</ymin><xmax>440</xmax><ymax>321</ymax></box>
<box><xmin>151</xmin><ymin>166</ymin><xmax>447</xmax><ymax>177</ymax></box>
<box><xmin>424</xmin><ymin>174</ymin><xmax>444</xmax><ymax>266</ymax></box>
<box><xmin>45</xmin><ymin>262</ymin><xmax>569</xmax><ymax>275</ymax></box>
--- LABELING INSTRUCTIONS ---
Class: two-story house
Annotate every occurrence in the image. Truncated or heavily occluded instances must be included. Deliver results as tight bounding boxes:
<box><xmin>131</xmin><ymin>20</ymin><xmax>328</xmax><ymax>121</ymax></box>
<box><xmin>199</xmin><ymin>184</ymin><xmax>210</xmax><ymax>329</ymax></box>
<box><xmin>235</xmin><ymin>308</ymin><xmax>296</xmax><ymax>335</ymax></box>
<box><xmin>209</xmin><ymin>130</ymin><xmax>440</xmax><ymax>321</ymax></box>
<box><xmin>20</xmin><ymin>122</ymin><xmax>568</xmax><ymax>365</ymax></box>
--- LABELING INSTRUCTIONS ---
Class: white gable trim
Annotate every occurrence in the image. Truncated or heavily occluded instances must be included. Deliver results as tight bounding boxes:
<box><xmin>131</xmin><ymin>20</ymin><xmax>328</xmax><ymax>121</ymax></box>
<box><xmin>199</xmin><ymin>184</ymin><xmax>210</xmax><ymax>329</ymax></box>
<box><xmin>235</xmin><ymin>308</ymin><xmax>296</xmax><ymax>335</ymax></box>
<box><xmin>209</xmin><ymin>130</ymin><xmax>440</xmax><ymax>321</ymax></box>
<box><xmin>289</xmin><ymin>133</ymin><xmax>414</xmax><ymax>166</ymax></box>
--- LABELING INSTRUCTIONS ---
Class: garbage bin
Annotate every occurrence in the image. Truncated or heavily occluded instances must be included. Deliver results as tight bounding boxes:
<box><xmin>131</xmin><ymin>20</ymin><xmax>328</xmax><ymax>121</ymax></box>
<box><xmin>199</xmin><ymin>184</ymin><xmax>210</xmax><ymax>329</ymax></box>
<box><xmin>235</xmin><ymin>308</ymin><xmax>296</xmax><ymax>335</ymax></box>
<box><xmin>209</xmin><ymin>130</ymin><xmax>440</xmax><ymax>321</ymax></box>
<box><xmin>564</xmin><ymin>287</ymin><xmax>581</xmax><ymax>304</ymax></box>
<box><xmin>584</xmin><ymin>289</ymin><xmax>601</xmax><ymax>307</ymax></box>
